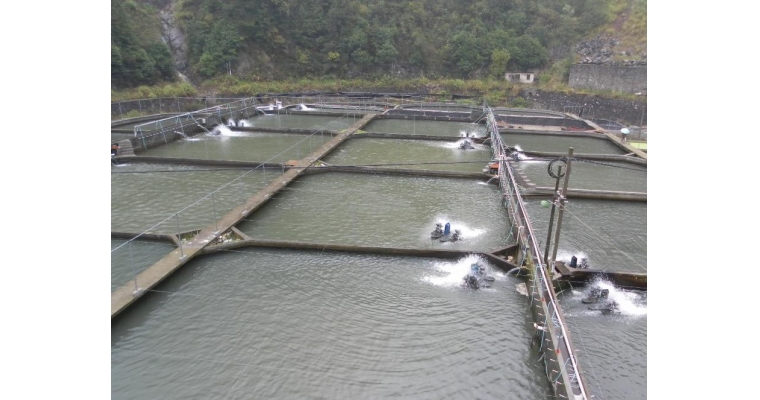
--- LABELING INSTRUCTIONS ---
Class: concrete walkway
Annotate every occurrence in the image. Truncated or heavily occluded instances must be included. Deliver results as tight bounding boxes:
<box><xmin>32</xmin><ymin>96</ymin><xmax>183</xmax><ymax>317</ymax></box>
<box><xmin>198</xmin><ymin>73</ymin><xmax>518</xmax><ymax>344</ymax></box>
<box><xmin>111</xmin><ymin>114</ymin><xmax>377</xmax><ymax>318</ymax></box>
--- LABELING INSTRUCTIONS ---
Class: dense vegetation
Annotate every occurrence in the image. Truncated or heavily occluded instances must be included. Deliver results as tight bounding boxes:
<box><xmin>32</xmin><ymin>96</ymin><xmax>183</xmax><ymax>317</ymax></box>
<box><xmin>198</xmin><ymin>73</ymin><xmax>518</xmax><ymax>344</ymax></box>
<box><xmin>112</xmin><ymin>1</ymin><xmax>176</xmax><ymax>88</ymax></box>
<box><xmin>112</xmin><ymin>0</ymin><xmax>646</xmax><ymax>99</ymax></box>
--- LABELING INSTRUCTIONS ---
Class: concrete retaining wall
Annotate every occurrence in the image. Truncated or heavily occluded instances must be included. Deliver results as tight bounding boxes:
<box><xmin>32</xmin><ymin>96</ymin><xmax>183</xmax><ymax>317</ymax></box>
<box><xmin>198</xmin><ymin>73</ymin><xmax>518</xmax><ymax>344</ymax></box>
<box><xmin>524</xmin><ymin>90</ymin><xmax>646</xmax><ymax>126</ymax></box>
<box><xmin>569</xmin><ymin>64</ymin><xmax>647</xmax><ymax>94</ymax></box>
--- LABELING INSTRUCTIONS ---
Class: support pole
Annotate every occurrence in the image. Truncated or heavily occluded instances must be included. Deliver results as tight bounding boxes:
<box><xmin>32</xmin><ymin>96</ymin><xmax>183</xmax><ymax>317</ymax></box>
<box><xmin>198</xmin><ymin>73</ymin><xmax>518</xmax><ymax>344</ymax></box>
<box><xmin>550</xmin><ymin>148</ymin><xmax>574</xmax><ymax>269</ymax></box>
<box><xmin>543</xmin><ymin>165</ymin><xmax>563</xmax><ymax>264</ymax></box>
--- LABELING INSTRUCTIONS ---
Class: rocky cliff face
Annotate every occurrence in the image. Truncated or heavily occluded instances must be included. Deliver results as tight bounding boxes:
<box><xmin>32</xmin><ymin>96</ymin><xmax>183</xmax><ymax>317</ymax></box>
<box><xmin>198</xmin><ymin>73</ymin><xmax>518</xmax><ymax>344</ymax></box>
<box><xmin>159</xmin><ymin>2</ymin><xmax>189</xmax><ymax>75</ymax></box>
<box><xmin>576</xmin><ymin>36</ymin><xmax>646</xmax><ymax>66</ymax></box>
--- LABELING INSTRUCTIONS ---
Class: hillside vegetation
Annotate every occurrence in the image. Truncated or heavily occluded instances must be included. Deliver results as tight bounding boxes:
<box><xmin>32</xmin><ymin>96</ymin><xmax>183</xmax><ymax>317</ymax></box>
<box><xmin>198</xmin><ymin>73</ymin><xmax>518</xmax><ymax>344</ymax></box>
<box><xmin>111</xmin><ymin>0</ymin><xmax>646</xmax><ymax>97</ymax></box>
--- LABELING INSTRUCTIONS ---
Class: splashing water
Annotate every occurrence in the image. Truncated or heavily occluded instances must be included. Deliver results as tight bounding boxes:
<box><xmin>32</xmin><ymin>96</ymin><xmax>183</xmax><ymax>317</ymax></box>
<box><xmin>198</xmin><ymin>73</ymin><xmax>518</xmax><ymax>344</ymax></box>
<box><xmin>458</xmin><ymin>129</ymin><xmax>484</xmax><ymax>139</ymax></box>
<box><xmin>209</xmin><ymin>124</ymin><xmax>233</xmax><ymax>136</ymax></box>
<box><xmin>422</xmin><ymin>254</ymin><xmax>505</xmax><ymax>288</ymax></box>
<box><xmin>425</xmin><ymin>216</ymin><xmax>486</xmax><ymax>241</ymax></box>
<box><xmin>575</xmin><ymin>279</ymin><xmax>647</xmax><ymax>317</ymax></box>
<box><xmin>440</xmin><ymin>139</ymin><xmax>480</xmax><ymax>150</ymax></box>
<box><xmin>556</xmin><ymin>249</ymin><xmax>591</xmax><ymax>267</ymax></box>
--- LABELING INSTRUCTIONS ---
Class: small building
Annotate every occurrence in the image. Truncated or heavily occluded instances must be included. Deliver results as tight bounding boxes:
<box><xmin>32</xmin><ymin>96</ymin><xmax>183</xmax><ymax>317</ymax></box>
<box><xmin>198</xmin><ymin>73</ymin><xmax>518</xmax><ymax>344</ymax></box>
<box><xmin>504</xmin><ymin>72</ymin><xmax>536</xmax><ymax>83</ymax></box>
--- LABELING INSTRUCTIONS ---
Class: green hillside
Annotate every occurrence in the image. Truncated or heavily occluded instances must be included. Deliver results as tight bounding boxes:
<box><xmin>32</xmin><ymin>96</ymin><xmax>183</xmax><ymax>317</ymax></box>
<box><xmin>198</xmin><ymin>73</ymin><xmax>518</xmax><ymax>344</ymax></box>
<box><xmin>111</xmin><ymin>0</ymin><xmax>646</xmax><ymax>91</ymax></box>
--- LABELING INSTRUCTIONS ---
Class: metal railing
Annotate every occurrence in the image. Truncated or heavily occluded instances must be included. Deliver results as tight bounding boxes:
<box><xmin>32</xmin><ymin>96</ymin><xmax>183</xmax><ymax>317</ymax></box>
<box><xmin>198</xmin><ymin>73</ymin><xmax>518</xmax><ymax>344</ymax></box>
<box><xmin>486</xmin><ymin>107</ymin><xmax>589</xmax><ymax>400</ymax></box>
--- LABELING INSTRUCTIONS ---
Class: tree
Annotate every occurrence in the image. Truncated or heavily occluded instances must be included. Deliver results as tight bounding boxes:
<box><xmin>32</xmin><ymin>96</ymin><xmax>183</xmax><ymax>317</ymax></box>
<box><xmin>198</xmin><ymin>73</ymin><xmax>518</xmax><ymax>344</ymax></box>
<box><xmin>489</xmin><ymin>49</ymin><xmax>511</xmax><ymax>79</ymax></box>
<box><xmin>509</xmin><ymin>35</ymin><xmax>548</xmax><ymax>70</ymax></box>
<box><xmin>197</xmin><ymin>22</ymin><xmax>244</xmax><ymax>77</ymax></box>
<box><xmin>376</xmin><ymin>42</ymin><xmax>399</xmax><ymax>66</ymax></box>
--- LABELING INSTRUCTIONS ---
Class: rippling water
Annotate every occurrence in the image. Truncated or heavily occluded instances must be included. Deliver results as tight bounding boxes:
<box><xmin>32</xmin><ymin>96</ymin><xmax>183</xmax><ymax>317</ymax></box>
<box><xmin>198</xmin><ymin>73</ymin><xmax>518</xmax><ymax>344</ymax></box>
<box><xmin>111</xmin><ymin>163</ymin><xmax>280</xmax><ymax>234</ymax></box>
<box><xmin>112</xmin><ymin>116</ymin><xmax>646</xmax><ymax>400</ymax></box>
<box><xmin>522</xmin><ymin>198</ymin><xmax>647</xmax><ymax>273</ymax></box>
<box><xmin>236</xmin><ymin>173</ymin><xmax>510</xmax><ymax>252</ymax></box>
<box><xmin>556</xmin><ymin>280</ymin><xmax>647</xmax><ymax>400</ymax></box>
<box><xmin>143</xmin><ymin>129</ymin><xmax>333</xmax><ymax>163</ymax></box>
<box><xmin>501</xmin><ymin>133</ymin><xmax>625</xmax><ymax>154</ymax></box>
<box><xmin>111</xmin><ymin>239</ymin><xmax>175</xmax><ymax>290</ymax></box>
<box><xmin>112</xmin><ymin>249</ymin><xmax>552</xmax><ymax>400</ymax></box>
<box><xmin>240</xmin><ymin>114</ymin><xmax>358</xmax><ymax>131</ymax></box>
<box><xmin>324</xmin><ymin>138</ymin><xmax>491</xmax><ymax>173</ymax></box>
<box><xmin>365</xmin><ymin>119</ymin><xmax>487</xmax><ymax>137</ymax></box>
<box><xmin>515</xmin><ymin>159</ymin><xmax>647</xmax><ymax>192</ymax></box>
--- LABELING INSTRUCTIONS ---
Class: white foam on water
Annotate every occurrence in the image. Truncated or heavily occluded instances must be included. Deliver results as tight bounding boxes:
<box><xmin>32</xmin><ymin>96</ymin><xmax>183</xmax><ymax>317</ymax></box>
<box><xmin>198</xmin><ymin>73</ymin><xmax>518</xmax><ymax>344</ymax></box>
<box><xmin>556</xmin><ymin>250</ymin><xmax>591</xmax><ymax>267</ymax></box>
<box><xmin>428</xmin><ymin>215</ymin><xmax>486</xmax><ymax>240</ymax></box>
<box><xmin>459</xmin><ymin>128</ymin><xmax>485</xmax><ymax>139</ymax></box>
<box><xmin>440</xmin><ymin>138</ymin><xmax>481</xmax><ymax>150</ymax></box>
<box><xmin>422</xmin><ymin>254</ymin><xmax>496</xmax><ymax>288</ymax></box>
<box><xmin>594</xmin><ymin>280</ymin><xmax>647</xmax><ymax>316</ymax></box>
<box><xmin>575</xmin><ymin>279</ymin><xmax>647</xmax><ymax>317</ymax></box>
<box><xmin>208</xmin><ymin>124</ymin><xmax>233</xmax><ymax>136</ymax></box>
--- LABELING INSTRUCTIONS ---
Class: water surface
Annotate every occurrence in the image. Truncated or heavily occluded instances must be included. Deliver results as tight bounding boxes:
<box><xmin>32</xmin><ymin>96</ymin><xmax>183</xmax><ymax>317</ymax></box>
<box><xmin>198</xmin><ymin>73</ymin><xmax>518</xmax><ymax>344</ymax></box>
<box><xmin>112</xmin><ymin>249</ymin><xmax>552</xmax><ymax>400</ymax></box>
<box><xmin>240</xmin><ymin>114</ymin><xmax>357</xmax><ymax>131</ymax></box>
<box><xmin>522</xmin><ymin>199</ymin><xmax>647</xmax><ymax>273</ymax></box>
<box><xmin>111</xmin><ymin>239</ymin><xmax>175</xmax><ymax>291</ymax></box>
<box><xmin>111</xmin><ymin>163</ymin><xmax>280</xmax><ymax>234</ymax></box>
<box><xmin>324</xmin><ymin>138</ymin><xmax>491</xmax><ymax>173</ymax></box>
<box><xmin>515</xmin><ymin>159</ymin><xmax>647</xmax><ymax>192</ymax></box>
<box><xmin>557</xmin><ymin>280</ymin><xmax>647</xmax><ymax>400</ymax></box>
<box><xmin>501</xmin><ymin>133</ymin><xmax>625</xmax><ymax>154</ymax></box>
<box><xmin>237</xmin><ymin>173</ymin><xmax>510</xmax><ymax>252</ymax></box>
<box><xmin>365</xmin><ymin>120</ymin><xmax>487</xmax><ymax>138</ymax></box>
<box><xmin>143</xmin><ymin>129</ymin><xmax>332</xmax><ymax>163</ymax></box>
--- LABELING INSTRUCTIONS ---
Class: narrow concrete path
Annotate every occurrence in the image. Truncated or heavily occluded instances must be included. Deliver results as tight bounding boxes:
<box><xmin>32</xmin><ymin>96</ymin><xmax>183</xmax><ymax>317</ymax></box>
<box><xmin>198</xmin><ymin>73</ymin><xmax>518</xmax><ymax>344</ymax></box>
<box><xmin>111</xmin><ymin>114</ymin><xmax>377</xmax><ymax>318</ymax></box>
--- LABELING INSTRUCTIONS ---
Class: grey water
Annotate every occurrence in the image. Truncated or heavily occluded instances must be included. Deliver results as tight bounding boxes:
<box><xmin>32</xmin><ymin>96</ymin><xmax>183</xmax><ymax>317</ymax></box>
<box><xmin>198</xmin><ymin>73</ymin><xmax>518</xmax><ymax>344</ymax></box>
<box><xmin>520</xmin><ymin>196</ymin><xmax>647</xmax><ymax>400</ymax></box>
<box><xmin>112</xmin><ymin>249</ymin><xmax>552</xmax><ymax>400</ymax></box>
<box><xmin>323</xmin><ymin>138</ymin><xmax>491</xmax><ymax>173</ymax></box>
<box><xmin>240</xmin><ymin>114</ymin><xmax>357</xmax><ymax>131</ymax></box>
<box><xmin>142</xmin><ymin>130</ymin><xmax>333</xmax><ymax>163</ymax></box>
<box><xmin>556</xmin><ymin>282</ymin><xmax>647</xmax><ymax>400</ymax></box>
<box><xmin>514</xmin><ymin>159</ymin><xmax>647</xmax><ymax>192</ymax></box>
<box><xmin>111</xmin><ymin>163</ymin><xmax>280</xmax><ymax>234</ymax></box>
<box><xmin>364</xmin><ymin>119</ymin><xmax>487</xmax><ymax>137</ymax></box>
<box><xmin>111</xmin><ymin>239</ymin><xmax>175</xmax><ymax>291</ymax></box>
<box><xmin>236</xmin><ymin>172</ymin><xmax>510</xmax><ymax>252</ymax></box>
<box><xmin>501</xmin><ymin>133</ymin><xmax>626</xmax><ymax>154</ymax></box>
<box><xmin>402</xmin><ymin>104</ymin><xmax>479</xmax><ymax>113</ymax></box>
<box><xmin>112</xmin><ymin>115</ymin><xmax>646</xmax><ymax>400</ymax></box>
<box><xmin>522</xmin><ymin>199</ymin><xmax>647</xmax><ymax>273</ymax></box>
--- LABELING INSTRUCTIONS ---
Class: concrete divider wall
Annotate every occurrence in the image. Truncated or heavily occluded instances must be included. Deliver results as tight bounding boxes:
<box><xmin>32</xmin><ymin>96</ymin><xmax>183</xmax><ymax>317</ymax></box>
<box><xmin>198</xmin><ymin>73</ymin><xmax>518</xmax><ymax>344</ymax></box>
<box><xmin>526</xmin><ymin>89</ymin><xmax>647</xmax><ymax>126</ymax></box>
<box><xmin>131</xmin><ymin>124</ymin><xmax>207</xmax><ymax>152</ymax></box>
<box><xmin>496</xmin><ymin>115</ymin><xmax>592</xmax><ymax>129</ymax></box>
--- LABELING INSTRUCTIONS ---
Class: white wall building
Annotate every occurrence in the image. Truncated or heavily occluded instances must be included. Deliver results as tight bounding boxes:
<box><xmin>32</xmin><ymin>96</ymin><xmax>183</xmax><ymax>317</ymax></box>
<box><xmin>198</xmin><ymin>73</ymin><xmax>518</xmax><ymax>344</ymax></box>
<box><xmin>504</xmin><ymin>72</ymin><xmax>535</xmax><ymax>83</ymax></box>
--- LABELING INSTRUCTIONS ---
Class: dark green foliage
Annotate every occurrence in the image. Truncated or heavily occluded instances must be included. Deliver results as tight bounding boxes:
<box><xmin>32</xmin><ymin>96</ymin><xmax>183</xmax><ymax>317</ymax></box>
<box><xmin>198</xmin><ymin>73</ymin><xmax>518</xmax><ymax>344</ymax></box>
<box><xmin>197</xmin><ymin>23</ymin><xmax>244</xmax><ymax>77</ymax></box>
<box><xmin>116</xmin><ymin>0</ymin><xmax>620</xmax><ymax>81</ymax></box>
<box><xmin>508</xmin><ymin>36</ymin><xmax>549</xmax><ymax>70</ymax></box>
<box><xmin>111</xmin><ymin>0</ymin><xmax>176</xmax><ymax>88</ymax></box>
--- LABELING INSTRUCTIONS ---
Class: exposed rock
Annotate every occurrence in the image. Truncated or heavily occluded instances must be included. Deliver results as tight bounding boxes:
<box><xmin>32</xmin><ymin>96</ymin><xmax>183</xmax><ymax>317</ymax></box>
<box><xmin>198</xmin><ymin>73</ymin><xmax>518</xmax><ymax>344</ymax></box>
<box><xmin>160</xmin><ymin>4</ymin><xmax>189</xmax><ymax>72</ymax></box>
<box><xmin>575</xmin><ymin>36</ymin><xmax>646</xmax><ymax>66</ymax></box>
